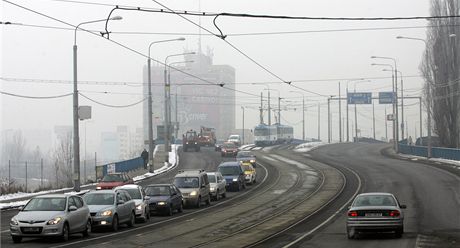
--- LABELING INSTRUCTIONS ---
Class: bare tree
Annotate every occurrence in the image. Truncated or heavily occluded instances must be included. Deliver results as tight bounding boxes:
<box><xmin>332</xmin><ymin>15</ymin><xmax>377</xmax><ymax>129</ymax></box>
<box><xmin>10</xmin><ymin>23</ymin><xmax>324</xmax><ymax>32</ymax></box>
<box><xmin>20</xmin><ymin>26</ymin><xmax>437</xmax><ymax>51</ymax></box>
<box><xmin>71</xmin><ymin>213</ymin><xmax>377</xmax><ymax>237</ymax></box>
<box><xmin>422</xmin><ymin>0</ymin><xmax>460</xmax><ymax>147</ymax></box>
<box><xmin>53</xmin><ymin>132</ymin><xmax>73</xmax><ymax>187</ymax></box>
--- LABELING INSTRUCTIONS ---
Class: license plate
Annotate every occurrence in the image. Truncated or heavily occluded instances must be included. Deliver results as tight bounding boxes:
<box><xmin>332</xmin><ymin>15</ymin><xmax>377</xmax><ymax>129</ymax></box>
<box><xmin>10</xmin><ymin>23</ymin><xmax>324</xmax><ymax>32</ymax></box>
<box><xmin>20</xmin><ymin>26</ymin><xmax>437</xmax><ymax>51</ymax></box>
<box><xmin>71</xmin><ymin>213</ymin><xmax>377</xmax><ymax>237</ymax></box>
<box><xmin>365</xmin><ymin>213</ymin><xmax>382</xmax><ymax>217</ymax></box>
<box><xmin>23</xmin><ymin>227</ymin><xmax>40</xmax><ymax>232</ymax></box>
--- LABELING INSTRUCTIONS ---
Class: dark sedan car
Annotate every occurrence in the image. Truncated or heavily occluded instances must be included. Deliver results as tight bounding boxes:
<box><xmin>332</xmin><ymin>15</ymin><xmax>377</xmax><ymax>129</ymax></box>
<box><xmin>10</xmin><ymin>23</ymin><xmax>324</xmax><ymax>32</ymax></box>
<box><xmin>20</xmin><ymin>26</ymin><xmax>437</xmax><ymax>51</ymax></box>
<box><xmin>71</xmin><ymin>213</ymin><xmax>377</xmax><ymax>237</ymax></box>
<box><xmin>346</xmin><ymin>192</ymin><xmax>406</xmax><ymax>239</ymax></box>
<box><xmin>144</xmin><ymin>184</ymin><xmax>183</xmax><ymax>216</ymax></box>
<box><xmin>221</xmin><ymin>142</ymin><xmax>238</xmax><ymax>157</ymax></box>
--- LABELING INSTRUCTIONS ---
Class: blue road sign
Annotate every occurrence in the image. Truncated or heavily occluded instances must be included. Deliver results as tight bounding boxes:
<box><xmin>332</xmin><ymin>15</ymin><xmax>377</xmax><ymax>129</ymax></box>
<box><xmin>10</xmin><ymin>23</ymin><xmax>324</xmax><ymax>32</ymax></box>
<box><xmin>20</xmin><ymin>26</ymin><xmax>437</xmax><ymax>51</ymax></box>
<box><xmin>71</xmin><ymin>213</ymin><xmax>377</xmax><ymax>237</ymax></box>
<box><xmin>347</xmin><ymin>92</ymin><xmax>372</xmax><ymax>104</ymax></box>
<box><xmin>379</xmin><ymin>92</ymin><xmax>395</xmax><ymax>104</ymax></box>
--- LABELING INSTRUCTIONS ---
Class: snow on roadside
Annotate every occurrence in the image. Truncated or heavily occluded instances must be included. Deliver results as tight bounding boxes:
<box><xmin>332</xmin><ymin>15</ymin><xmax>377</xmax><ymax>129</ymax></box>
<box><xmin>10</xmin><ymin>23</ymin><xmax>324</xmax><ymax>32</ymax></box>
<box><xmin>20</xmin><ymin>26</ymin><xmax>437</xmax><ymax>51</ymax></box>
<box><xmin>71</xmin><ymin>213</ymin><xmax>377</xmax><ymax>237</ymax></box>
<box><xmin>240</xmin><ymin>144</ymin><xmax>255</xmax><ymax>151</ymax></box>
<box><xmin>399</xmin><ymin>153</ymin><xmax>460</xmax><ymax>170</ymax></box>
<box><xmin>1</xmin><ymin>145</ymin><xmax>180</xmax><ymax>210</ymax></box>
<box><xmin>294</xmin><ymin>142</ymin><xmax>326</xmax><ymax>153</ymax></box>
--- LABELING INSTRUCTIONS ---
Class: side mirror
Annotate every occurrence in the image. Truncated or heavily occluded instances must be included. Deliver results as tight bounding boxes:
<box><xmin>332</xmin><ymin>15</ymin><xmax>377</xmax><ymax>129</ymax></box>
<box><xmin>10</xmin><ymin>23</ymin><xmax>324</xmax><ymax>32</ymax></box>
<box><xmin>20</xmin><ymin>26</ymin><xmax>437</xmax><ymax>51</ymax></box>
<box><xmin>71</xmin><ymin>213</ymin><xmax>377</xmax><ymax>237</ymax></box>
<box><xmin>201</xmin><ymin>185</ymin><xmax>206</xmax><ymax>189</ymax></box>
<box><xmin>400</xmin><ymin>204</ymin><xmax>407</xmax><ymax>209</ymax></box>
<box><xmin>117</xmin><ymin>200</ymin><xmax>125</xmax><ymax>205</ymax></box>
<box><xmin>18</xmin><ymin>206</ymin><xmax>24</xmax><ymax>211</ymax></box>
<box><xmin>172</xmin><ymin>192</ymin><xmax>177</xmax><ymax>196</ymax></box>
<box><xmin>143</xmin><ymin>196</ymin><xmax>150</xmax><ymax>201</ymax></box>
<box><xmin>68</xmin><ymin>206</ymin><xmax>78</xmax><ymax>212</ymax></box>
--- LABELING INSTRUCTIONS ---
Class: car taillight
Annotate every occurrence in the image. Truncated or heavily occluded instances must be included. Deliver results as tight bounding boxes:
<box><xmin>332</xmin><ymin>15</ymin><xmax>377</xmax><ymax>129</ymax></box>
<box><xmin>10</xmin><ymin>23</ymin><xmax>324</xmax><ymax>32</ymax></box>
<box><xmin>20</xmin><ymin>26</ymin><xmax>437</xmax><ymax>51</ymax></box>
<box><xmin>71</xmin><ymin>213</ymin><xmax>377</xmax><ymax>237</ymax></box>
<box><xmin>348</xmin><ymin>211</ymin><xmax>358</xmax><ymax>217</ymax></box>
<box><xmin>390</xmin><ymin>210</ymin><xmax>400</xmax><ymax>217</ymax></box>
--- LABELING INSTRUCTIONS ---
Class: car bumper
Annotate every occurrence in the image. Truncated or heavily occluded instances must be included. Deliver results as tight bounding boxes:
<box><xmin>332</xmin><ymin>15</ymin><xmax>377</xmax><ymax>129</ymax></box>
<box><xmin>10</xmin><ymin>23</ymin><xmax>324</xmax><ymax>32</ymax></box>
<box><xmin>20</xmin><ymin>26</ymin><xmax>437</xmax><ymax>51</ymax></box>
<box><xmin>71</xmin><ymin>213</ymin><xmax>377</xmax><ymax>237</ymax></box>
<box><xmin>347</xmin><ymin>218</ymin><xmax>403</xmax><ymax>230</ymax></box>
<box><xmin>90</xmin><ymin>215</ymin><xmax>115</xmax><ymax>227</ymax></box>
<box><xmin>149</xmin><ymin>203</ymin><xmax>170</xmax><ymax>213</ymax></box>
<box><xmin>182</xmin><ymin>197</ymin><xmax>199</xmax><ymax>206</ymax></box>
<box><xmin>10</xmin><ymin>224</ymin><xmax>63</xmax><ymax>237</ymax></box>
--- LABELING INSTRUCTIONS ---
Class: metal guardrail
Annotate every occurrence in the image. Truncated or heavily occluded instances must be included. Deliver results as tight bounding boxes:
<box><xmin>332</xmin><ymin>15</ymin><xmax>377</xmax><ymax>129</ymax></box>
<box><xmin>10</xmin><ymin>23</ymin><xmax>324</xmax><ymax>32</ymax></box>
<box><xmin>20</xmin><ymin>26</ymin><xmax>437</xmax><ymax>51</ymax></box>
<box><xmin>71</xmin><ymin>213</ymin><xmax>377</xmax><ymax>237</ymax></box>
<box><xmin>399</xmin><ymin>144</ymin><xmax>460</xmax><ymax>160</ymax></box>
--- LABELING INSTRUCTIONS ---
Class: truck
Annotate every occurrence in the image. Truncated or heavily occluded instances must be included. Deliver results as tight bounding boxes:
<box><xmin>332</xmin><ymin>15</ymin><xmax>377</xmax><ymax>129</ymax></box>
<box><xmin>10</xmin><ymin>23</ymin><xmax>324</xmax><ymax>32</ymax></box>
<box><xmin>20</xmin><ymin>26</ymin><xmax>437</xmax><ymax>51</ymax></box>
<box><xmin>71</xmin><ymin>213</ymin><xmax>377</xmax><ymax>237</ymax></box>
<box><xmin>183</xmin><ymin>130</ymin><xmax>200</xmax><ymax>152</ymax></box>
<box><xmin>198</xmin><ymin>126</ymin><xmax>216</xmax><ymax>147</ymax></box>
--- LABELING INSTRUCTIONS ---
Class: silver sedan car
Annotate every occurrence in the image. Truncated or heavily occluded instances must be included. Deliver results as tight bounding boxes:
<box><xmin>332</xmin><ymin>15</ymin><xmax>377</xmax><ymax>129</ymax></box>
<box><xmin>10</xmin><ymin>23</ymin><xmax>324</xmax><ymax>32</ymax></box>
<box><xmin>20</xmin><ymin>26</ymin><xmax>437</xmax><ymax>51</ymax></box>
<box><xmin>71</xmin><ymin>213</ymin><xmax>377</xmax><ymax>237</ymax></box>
<box><xmin>346</xmin><ymin>192</ymin><xmax>406</xmax><ymax>239</ymax></box>
<box><xmin>115</xmin><ymin>184</ymin><xmax>150</xmax><ymax>222</ymax></box>
<box><xmin>10</xmin><ymin>194</ymin><xmax>91</xmax><ymax>243</ymax></box>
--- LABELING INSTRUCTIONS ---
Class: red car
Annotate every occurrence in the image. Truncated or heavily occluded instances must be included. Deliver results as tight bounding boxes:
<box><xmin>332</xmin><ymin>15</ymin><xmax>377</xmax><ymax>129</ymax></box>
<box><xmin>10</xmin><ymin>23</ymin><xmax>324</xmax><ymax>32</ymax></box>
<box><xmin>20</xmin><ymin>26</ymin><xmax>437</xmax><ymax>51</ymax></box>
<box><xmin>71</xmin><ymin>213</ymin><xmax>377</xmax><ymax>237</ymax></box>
<box><xmin>96</xmin><ymin>173</ymin><xmax>134</xmax><ymax>190</ymax></box>
<box><xmin>221</xmin><ymin>142</ymin><xmax>239</xmax><ymax>157</ymax></box>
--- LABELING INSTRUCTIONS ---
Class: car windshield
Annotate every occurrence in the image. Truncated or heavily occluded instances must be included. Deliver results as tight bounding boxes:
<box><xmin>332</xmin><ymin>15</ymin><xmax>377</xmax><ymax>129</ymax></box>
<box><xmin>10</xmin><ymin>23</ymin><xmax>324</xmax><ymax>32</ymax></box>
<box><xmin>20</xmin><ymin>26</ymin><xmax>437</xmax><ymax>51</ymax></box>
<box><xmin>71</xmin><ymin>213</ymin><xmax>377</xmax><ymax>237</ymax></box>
<box><xmin>23</xmin><ymin>197</ymin><xmax>66</xmax><ymax>211</ymax></box>
<box><xmin>353</xmin><ymin>195</ymin><xmax>397</xmax><ymax>207</ymax></box>
<box><xmin>223</xmin><ymin>143</ymin><xmax>236</xmax><ymax>148</ymax></box>
<box><xmin>237</xmin><ymin>152</ymin><xmax>252</xmax><ymax>158</ymax></box>
<box><xmin>243</xmin><ymin>165</ymin><xmax>253</xmax><ymax>171</ymax></box>
<box><xmin>145</xmin><ymin>186</ymin><xmax>170</xmax><ymax>196</ymax></box>
<box><xmin>122</xmin><ymin>188</ymin><xmax>142</xmax><ymax>199</ymax></box>
<box><xmin>229</xmin><ymin>135</ymin><xmax>239</xmax><ymax>140</ymax></box>
<box><xmin>84</xmin><ymin>193</ymin><xmax>114</xmax><ymax>205</ymax></box>
<box><xmin>174</xmin><ymin>177</ymin><xmax>199</xmax><ymax>188</ymax></box>
<box><xmin>219</xmin><ymin>166</ymin><xmax>240</xmax><ymax>176</ymax></box>
<box><xmin>207</xmin><ymin>174</ymin><xmax>216</xmax><ymax>183</ymax></box>
<box><xmin>101</xmin><ymin>174</ymin><xmax>123</xmax><ymax>182</ymax></box>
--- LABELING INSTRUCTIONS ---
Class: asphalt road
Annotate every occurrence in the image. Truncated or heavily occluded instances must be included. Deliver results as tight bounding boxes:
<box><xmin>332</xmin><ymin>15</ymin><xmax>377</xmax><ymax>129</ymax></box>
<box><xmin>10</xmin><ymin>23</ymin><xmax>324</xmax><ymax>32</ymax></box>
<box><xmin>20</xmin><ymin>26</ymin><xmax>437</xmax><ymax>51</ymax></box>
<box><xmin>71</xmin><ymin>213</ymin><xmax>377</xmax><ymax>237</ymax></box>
<box><xmin>291</xmin><ymin>143</ymin><xmax>460</xmax><ymax>248</ymax></box>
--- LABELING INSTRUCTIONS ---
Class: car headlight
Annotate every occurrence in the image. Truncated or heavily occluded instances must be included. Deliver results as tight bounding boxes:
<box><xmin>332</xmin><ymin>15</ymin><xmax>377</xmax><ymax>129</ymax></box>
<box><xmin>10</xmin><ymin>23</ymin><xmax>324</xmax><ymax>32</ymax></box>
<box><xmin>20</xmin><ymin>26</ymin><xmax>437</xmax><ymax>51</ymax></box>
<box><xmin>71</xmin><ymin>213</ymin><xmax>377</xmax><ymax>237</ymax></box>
<box><xmin>136</xmin><ymin>204</ymin><xmax>142</xmax><ymax>210</ymax></box>
<box><xmin>210</xmin><ymin>187</ymin><xmax>215</xmax><ymax>191</ymax></box>
<box><xmin>232</xmin><ymin>178</ymin><xmax>238</xmax><ymax>182</ymax></box>
<box><xmin>190</xmin><ymin>191</ymin><xmax>198</xmax><ymax>196</ymax></box>
<box><xmin>157</xmin><ymin>201</ymin><xmax>166</xmax><ymax>206</ymax></box>
<box><xmin>10</xmin><ymin>218</ymin><xmax>18</xmax><ymax>226</ymax></box>
<box><xmin>101</xmin><ymin>210</ymin><xmax>113</xmax><ymax>216</ymax></box>
<box><xmin>47</xmin><ymin>217</ymin><xmax>63</xmax><ymax>225</ymax></box>
<box><xmin>250</xmin><ymin>159</ymin><xmax>255</xmax><ymax>163</ymax></box>
<box><xmin>194</xmin><ymin>142</ymin><xmax>197</xmax><ymax>144</ymax></box>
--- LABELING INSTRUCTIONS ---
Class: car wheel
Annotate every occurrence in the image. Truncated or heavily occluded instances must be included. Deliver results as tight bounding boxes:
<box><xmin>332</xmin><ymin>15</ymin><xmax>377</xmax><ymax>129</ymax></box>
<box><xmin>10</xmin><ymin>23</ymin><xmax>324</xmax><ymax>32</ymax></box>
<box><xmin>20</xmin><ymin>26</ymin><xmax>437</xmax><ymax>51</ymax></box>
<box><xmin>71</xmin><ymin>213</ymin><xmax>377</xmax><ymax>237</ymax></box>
<box><xmin>242</xmin><ymin>182</ymin><xmax>246</xmax><ymax>189</ymax></box>
<box><xmin>128</xmin><ymin>212</ymin><xmax>135</xmax><ymax>227</ymax></box>
<box><xmin>347</xmin><ymin>228</ymin><xmax>356</xmax><ymax>239</ymax></box>
<box><xmin>82</xmin><ymin>219</ymin><xmax>91</xmax><ymax>237</ymax></box>
<box><xmin>178</xmin><ymin>202</ymin><xmax>183</xmax><ymax>213</ymax></box>
<box><xmin>206</xmin><ymin>195</ymin><xmax>211</xmax><ymax>206</ymax></box>
<box><xmin>11</xmin><ymin>236</ymin><xmax>22</xmax><ymax>243</ymax></box>
<box><xmin>395</xmin><ymin>227</ymin><xmax>403</xmax><ymax>238</ymax></box>
<box><xmin>222</xmin><ymin>191</ymin><xmax>226</xmax><ymax>198</ymax></box>
<box><xmin>196</xmin><ymin>196</ymin><xmax>201</xmax><ymax>208</ymax></box>
<box><xmin>167</xmin><ymin>205</ymin><xmax>173</xmax><ymax>216</ymax></box>
<box><xmin>253</xmin><ymin>177</ymin><xmax>257</xmax><ymax>184</ymax></box>
<box><xmin>145</xmin><ymin>208</ymin><xmax>150</xmax><ymax>222</ymax></box>
<box><xmin>112</xmin><ymin>214</ymin><xmax>119</xmax><ymax>232</ymax></box>
<box><xmin>215</xmin><ymin>190</ymin><xmax>220</xmax><ymax>201</ymax></box>
<box><xmin>61</xmin><ymin>223</ymin><xmax>70</xmax><ymax>242</ymax></box>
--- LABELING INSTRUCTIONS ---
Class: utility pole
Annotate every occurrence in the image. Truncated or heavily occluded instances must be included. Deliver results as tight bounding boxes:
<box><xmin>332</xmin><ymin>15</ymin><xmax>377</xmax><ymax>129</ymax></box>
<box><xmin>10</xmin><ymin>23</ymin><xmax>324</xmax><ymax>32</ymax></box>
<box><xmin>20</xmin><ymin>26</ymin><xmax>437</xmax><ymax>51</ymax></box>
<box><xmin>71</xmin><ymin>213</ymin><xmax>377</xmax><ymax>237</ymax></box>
<box><xmin>346</xmin><ymin>86</ymin><xmax>349</xmax><ymax>142</ymax></box>
<box><xmin>25</xmin><ymin>162</ymin><xmax>28</xmax><ymax>193</ymax></box>
<box><xmin>318</xmin><ymin>103</ymin><xmax>320</xmax><ymax>141</ymax></box>
<box><xmin>419</xmin><ymin>97</ymin><xmax>423</xmax><ymax>141</ymax></box>
<box><xmin>328</xmin><ymin>98</ymin><xmax>331</xmax><ymax>143</ymax></box>
<box><xmin>385</xmin><ymin>107</ymin><xmax>388</xmax><ymax>141</ymax></box>
<box><xmin>372</xmin><ymin>100</ymin><xmax>376</xmax><ymax>140</ymax></box>
<box><xmin>354</xmin><ymin>97</ymin><xmax>358</xmax><ymax>142</ymax></box>
<box><xmin>241</xmin><ymin>106</ymin><xmax>245</xmax><ymax>145</ymax></box>
<box><xmin>41</xmin><ymin>158</ymin><xmax>43</xmax><ymax>189</ymax></box>
<box><xmin>278</xmin><ymin>97</ymin><xmax>281</xmax><ymax>125</ymax></box>
<box><xmin>302</xmin><ymin>97</ymin><xmax>305</xmax><ymax>140</ymax></box>
<box><xmin>339</xmin><ymin>82</ymin><xmax>342</xmax><ymax>142</ymax></box>
<box><xmin>268</xmin><ymin>91</ymin><xmax>271</xmax><ymax>126</ymax></box>
<box><xmin>260</xmin><ymin>92</ymin><xmax>263</xmax><ymax>124</ymax></box>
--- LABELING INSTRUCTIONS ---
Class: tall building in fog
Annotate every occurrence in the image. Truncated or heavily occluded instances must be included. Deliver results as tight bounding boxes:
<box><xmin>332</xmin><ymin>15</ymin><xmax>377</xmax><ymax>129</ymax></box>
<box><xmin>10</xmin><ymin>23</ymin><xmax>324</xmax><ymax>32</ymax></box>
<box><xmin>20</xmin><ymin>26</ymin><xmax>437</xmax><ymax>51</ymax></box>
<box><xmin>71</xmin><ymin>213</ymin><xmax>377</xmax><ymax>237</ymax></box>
<box><xmin>143</xmin><ymin>50</ymin><xmax>236</xmax><ymax>143</ymax></box>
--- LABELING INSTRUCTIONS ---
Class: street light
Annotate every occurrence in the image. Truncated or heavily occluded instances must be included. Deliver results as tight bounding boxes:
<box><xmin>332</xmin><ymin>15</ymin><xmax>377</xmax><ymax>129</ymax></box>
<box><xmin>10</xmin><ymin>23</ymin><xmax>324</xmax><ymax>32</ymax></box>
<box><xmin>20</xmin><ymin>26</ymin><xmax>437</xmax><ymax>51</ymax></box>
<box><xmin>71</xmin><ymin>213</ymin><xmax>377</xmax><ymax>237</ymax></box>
<box><xmin>345</xmin><ymin>79</ymin><xmax>368</xmax><ymax>142</ymax></box>
<box><xmin>383</xmin><ymin>68</ymin><xmax>405</xmax><ymax>141</ymax></box>
<box><xmin>164</xmin><ymin>52</ymin><xmax>195</xmax><ymax>154</ymax></box>
<box><xmin>396</xmin><ymin>35</ymin><xmax>432</xmax><ymax>157</ymax></box>
<box><xmin>72</xmin><ymin>16</ymin><xmax>122</xmax><ymax>192</ymax></box>
<box><xmin>147</xmin><ymin>37</ymin><xmax>185</xmax><ymax>173</ymax></box>
<box><xmin>241</xmin><ymin>106</ymin><xmax>245</xmax><ymax>145</ymax></box>
<box><xmin>371</xmin><ymin>56</ymin><xmax>399</xmax><ymax>152</ymax></box>
<box><xmin>290</xmin><ymin>91</ymin><xmax>305</xmax><ymax>141</ymax></box>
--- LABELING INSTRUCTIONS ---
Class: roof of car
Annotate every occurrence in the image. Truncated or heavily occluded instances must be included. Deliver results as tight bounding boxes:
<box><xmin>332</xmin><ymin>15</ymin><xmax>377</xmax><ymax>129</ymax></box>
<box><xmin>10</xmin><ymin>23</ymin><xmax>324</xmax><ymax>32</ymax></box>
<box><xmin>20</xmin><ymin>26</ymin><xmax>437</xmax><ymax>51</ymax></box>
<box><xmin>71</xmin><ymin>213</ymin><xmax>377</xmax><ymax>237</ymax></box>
<box><xmin>34</xmin><ymin>194</ymin><xmax>68</xmax><ymax>198</ymax></box>
<box><xmin>218</xmin><ymin>161</ymin><xmax>240</xmax><ymax>167</ymax></box>
<box><xmin>87</xmin><ymin>189</ymin><xmax>117</xmax><ymax>194</ymax></box>
<box><xmin>145</xmin><ymin>183</ymin><xmax>173</xmax><ymax>187</ymax></box>
<box><xmin>206</xmin><ymin>172</ymin><xmax>221</xmax><ymax>175</ymax></box>
<box><xmin>175</xmin><ymin>169</ymin><xmax>206</xmax><ymax>177</ymax></box>
<box><xmin>115</xmin><ymin>184</ymin><xmax>140</xmax><ymax>189</ymax></box>
<box><xmin>357</xmin><ymin>192</ymin><xmax>394</xmax><ymax>196</ymax></box>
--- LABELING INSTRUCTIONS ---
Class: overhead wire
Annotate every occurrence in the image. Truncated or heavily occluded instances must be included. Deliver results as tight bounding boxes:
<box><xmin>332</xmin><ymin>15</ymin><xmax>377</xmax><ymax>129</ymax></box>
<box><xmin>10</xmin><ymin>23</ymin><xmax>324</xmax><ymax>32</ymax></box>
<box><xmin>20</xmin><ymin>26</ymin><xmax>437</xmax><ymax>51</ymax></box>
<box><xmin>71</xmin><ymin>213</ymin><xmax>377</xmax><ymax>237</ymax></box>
<box><xmin>0</xmin><ymin>91</ymin><xmax>72</xmax><ymax>99</ymax></box>
<box><xmin>79</xmin><ymin>93</ymin><xmax>147</xmax><ymax>108</ymax></box>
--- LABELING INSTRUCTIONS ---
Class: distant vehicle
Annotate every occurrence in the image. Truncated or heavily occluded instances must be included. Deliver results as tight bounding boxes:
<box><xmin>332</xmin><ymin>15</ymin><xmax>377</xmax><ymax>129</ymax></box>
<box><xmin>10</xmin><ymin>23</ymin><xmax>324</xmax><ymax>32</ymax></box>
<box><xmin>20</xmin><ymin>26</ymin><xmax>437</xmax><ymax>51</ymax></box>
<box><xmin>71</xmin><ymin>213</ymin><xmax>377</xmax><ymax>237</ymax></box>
<box><xmin>83</xmin><ymin>189</ymin><xmax>136</xmax><ymax>231</ymax></box>
<box><xmin>96</xmin><ymin>172</ymin><xmax>134</xmax><ymax>190</ymax></box>
<box><xmin>144</xmin><ymin>184</ymin><xmax>183</xmax><ymax>216</ymax></box>
<box><xmin>182</xmin><ymin>129</ymin><xmax>200</xmax><ymax>152</ymax></box>
<box><xmin>236</xmin><ymin>151</ymin><xmax>257</xmax><ymax>167</ymax></box>
<box><xmin>10</xmin><ymin>194</ymin><xmax>91</xmax><ymax>243</ymax></box>
<box><xmin>217</xmin><ymin>162</ymin><xmax>246</xmax><ymax>191</ymax></box>
<box><xmin>241</xmin><ymin>162</ymin><xmax>257</xmax><ymax>184</ymax></box>
<box><xmin>221</xmin><ymin>142</ymin><xmax>238</xmax><ymax>157</ymax></box>
<box><xmin>206</xmin><ymin>172</ymin><xmax>227</xmax><ymax>201</ymax></box>
<box><xmin>227</xmin><ymin>134</ymin><xmax>241</xmax><ymax>146</ymax></box>
<box><xmin>346</xmin><ymin>192</ymin><xmax>406</xmax><ymax>239</ymax></box>
<box><xmin>173</xmin><ymin>170</ymin><xmax>211</xmax><ymax>208</ymax></box>
<box><xmin>254</xmin><ymin>124</ymin><xmax>293</xmax><ymax>146</ymax></box>
<box><xmin>198</xmin><ymin>126</ymin><xmax>216</xmax><ymax>146</ymax></box>
<box><xmin>115</xmin><ymin>184</ymin><xmax>150</xmax><ymax>222</ymax></box>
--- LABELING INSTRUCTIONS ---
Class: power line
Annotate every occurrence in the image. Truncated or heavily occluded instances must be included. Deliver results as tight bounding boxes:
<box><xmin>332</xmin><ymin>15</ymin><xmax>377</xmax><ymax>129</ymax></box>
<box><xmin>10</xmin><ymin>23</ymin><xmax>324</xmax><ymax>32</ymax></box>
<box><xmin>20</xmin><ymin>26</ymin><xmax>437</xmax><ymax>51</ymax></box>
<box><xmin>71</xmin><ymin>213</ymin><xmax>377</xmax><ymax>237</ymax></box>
<box><xmin>0</xmin><ymin>91</ymin><xmax>72</xmax><ymax>99</ymax></box>
<box><xmin>2</xmin><ymin>0</ymin><xmax>260</xmax><ymax>99</ymax></box>
<box><xmin>79</xmin><ymin>93</ymin><xmax>147</xmax><ymax>108</ymax></box>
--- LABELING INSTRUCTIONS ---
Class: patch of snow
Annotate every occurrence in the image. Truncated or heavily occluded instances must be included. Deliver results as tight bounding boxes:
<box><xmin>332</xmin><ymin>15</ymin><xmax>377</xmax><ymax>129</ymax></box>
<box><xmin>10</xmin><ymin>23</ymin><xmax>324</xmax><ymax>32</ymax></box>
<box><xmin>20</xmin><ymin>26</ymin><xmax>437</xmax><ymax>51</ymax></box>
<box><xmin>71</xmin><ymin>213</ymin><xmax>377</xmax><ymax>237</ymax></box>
<box><xmin>294</xmin><ymin>142</ymin><xmax>326</xmax><ymax>153</ymax></box>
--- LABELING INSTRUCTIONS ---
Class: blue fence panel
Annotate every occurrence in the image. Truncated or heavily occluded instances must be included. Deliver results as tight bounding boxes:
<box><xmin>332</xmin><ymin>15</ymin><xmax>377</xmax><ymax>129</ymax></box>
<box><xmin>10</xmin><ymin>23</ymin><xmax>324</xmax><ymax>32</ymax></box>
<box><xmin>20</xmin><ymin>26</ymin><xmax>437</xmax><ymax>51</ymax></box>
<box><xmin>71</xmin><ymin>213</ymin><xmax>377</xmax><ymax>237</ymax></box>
<box><xmin>97</xmin><ymin>157</ymin><xmax>144</xmax><ymax>178</ymax></box>
<box><xmin>399</xmin><ymin>144</ymin><xmax>460</xmax><ymax>161</ymax></box>
<box><xmin>399</xmin><ymin>144</ymin><xmax>427</xmax><ymax>157</ymax></box>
